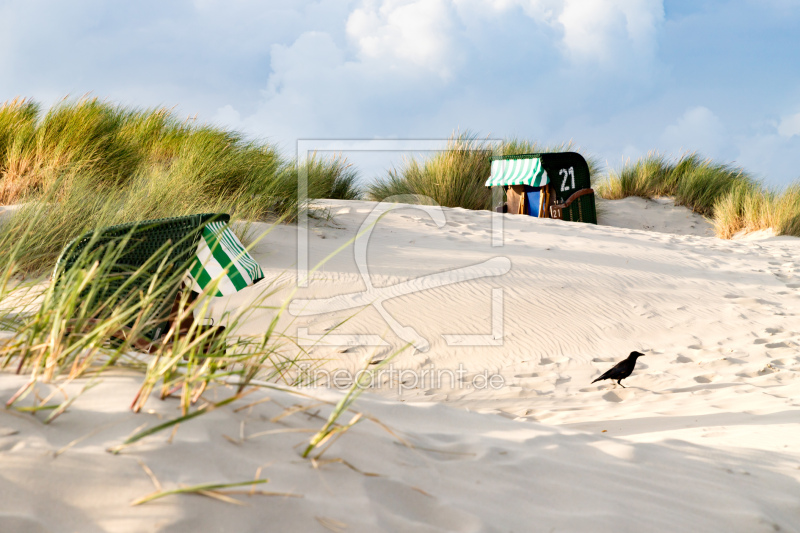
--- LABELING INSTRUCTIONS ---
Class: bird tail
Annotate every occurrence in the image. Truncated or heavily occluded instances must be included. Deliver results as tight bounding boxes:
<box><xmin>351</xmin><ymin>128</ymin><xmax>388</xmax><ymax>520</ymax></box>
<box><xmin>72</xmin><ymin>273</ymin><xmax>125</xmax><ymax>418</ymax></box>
<box><xmin>591</xmin><ymin>377</ymin><xmax>600</xmax><ymax>383</ymax></box>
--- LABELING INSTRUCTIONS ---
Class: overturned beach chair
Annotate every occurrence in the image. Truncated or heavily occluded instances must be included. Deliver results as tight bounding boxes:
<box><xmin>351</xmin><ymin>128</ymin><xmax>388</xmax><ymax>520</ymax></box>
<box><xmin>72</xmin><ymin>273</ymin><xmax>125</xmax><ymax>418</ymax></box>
<box><xmin>485</xmin><ymin>152</ymin><xmax>597</xmax><ymax>224</ymax></box>
<box><xmin>53</xmin><ymin>213</ymin><xmax>264</xmax><ymax>352</ymax></box>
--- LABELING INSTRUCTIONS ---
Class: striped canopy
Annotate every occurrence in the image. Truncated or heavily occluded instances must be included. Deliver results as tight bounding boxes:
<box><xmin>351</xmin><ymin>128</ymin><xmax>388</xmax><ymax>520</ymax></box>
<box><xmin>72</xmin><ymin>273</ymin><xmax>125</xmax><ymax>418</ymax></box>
<box><xmin>485</xmin><ymin>157</ymin><xmax>549</xmax><ymax>187</ymax></box>
<box><xmin>188</xmin><ymin>221</ymin><xmax>264</xmax><ymax>296</ymax></box>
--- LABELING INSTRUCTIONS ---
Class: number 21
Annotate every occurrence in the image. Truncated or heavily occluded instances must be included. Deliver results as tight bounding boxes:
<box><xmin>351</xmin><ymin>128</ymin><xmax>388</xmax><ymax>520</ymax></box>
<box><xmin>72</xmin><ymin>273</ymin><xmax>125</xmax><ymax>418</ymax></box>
<box><xmin>559</xmin><ymin>167</ymin><xmax>575</xmax><ymax>192</ymax></box>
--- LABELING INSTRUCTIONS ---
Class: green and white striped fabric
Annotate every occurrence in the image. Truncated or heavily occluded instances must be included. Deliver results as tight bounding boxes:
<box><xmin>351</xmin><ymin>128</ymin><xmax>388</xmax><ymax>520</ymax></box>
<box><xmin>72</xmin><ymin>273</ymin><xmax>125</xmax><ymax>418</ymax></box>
<box><xmin>188</xmin><ymin>221</ymin><xmax>264</xmax><ymax>296</ymax></box>
<box><xmin>484</xmin><ymin>157</ymin><xmax>549</xmax><ymax>187</ymax></box>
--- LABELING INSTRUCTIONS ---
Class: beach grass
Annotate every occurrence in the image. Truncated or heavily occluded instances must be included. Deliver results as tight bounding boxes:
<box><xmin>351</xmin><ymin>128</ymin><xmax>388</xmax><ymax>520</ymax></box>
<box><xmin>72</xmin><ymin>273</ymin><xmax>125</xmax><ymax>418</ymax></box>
<box><xmin>367</xmin><ymin>132</ymin><xmax>600</xmax><ymax>211</ymax></box>
<box><xmin>0</xmin><ymin>193</ymin><xmax>406</xmax><ymax>466</ymax></box>
<box><xmin>0</xmin><ymin>97</ymin><xmax>360</xmax><ymax>273</ymax></box>
<box><xmin>712</xmin><ymin>181</ymin><xmax>800</xmax><ymax>238</ymax></box>
<box><xmin>0</xmin><ymin>212</ymin><xmax>304</xmax><ymax>416</ymax></box>
<box><xmin>597</xmin><ymin>152</ymin><xmax>800</xmax><ymax>238</ymax></box>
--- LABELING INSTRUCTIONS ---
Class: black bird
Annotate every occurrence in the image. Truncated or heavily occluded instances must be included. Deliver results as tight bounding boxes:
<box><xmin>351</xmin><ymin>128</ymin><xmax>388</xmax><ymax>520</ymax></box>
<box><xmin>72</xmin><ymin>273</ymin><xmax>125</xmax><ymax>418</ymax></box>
<box><xmin>591</xmin><ymin>351</ymin><xmax>645</xmax><ymax>388</ymax></box>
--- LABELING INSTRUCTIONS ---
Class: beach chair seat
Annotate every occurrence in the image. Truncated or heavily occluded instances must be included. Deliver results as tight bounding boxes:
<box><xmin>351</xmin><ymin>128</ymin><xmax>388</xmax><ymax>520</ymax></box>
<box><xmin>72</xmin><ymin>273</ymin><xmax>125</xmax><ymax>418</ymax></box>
<box><xmin>52</xmin><ymin>213</ymin><xmax>243</xmax><ymax>353</ymax></box>
<box><xmin>549</xmin><ymin>188</ymin><xmax>595</xmax><ymax>220</ymax></box>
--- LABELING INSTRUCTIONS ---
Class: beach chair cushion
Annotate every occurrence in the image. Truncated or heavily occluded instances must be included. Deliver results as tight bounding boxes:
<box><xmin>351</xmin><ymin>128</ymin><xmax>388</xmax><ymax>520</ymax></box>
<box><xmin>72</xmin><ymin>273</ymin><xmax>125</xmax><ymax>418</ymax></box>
<box><xmin>525</xmin><ymin>190</ymin><xmax>540</xmax><ymax>217</ymax></box>
<box><xmin>188</xmin><ymin>220</ymin><xmax>265</xmax><ymax>297</ymax></box>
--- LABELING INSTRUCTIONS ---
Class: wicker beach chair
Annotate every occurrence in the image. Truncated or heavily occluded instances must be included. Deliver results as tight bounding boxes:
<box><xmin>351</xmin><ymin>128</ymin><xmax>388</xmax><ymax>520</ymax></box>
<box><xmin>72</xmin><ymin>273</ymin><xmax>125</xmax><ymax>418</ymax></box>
<box><xmin>540</xmin><ymin>152</ymin><xmax>596</xmax><ymax>224</ymax></box>
<box><xmin>53</xmin><ymin>213</ymin><xmax>228</xmax><ymax>352</ymax></box>
<box><xmin>486</xmin><ymin>152</ymin><xmax>597</xmax><ymax>224</ymax></box>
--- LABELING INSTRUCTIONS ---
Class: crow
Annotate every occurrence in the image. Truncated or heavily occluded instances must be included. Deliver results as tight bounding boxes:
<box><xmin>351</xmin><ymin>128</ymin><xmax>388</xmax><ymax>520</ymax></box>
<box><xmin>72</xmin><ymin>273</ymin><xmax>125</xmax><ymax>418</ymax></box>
<box><xmin>591</xmin><ymin>351</ymin><xmax>645</xmax><ymax>388</ymax></box>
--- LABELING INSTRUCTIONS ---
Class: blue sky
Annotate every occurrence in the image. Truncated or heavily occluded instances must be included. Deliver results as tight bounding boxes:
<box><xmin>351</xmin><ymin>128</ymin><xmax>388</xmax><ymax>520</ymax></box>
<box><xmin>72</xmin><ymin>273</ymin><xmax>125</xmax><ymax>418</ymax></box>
<box><xmin>1</xmin><ymin>0</ymin><xmax>798</xmax><ymax>186</ymax></box>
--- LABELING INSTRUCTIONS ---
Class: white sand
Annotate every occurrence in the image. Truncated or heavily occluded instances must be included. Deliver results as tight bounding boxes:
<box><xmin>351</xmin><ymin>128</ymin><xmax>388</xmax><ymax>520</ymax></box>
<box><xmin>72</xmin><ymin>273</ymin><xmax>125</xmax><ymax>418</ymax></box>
<box><xmin>597</xmin><ymin>196</ymin><xmax>717</xmax><ymax>237</ymax></box>
<box><xmin>2</xmin><ymin>198</ymin><xmax>799</xmax><ymax>532</ymax></box>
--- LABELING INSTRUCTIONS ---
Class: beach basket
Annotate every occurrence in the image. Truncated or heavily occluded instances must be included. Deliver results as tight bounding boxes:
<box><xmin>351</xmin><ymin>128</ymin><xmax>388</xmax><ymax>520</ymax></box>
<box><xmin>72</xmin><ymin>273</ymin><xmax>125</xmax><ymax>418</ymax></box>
<box><xmin>485</xmin><ymin>152</ymin><xmax>597</xmax><ymax>224</ymax></box>
<box><xmin>53</xmin><ymin>213</ymin><xmax>228</xmax><ymax>344</ymax></box>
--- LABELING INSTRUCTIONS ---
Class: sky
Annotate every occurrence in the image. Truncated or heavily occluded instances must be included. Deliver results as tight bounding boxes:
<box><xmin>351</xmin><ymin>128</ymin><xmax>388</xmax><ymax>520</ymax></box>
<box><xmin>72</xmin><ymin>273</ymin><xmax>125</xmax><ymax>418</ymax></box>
<box><xmin>1</xmin><ymin>0</ymin><xmax>799</xmax><ymax>187</ymax></box>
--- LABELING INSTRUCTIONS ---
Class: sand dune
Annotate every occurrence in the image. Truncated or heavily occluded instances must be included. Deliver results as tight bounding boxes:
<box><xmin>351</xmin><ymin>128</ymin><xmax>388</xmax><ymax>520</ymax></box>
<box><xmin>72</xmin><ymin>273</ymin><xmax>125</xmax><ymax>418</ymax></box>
<box><xmin>1</xmin><ymin>198</ymin><xmax>799</xmax><ymax>532</ymax></box>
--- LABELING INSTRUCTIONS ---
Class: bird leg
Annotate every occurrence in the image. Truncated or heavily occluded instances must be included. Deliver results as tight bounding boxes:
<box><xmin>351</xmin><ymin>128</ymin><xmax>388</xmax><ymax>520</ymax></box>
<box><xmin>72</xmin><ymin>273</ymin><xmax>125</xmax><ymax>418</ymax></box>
<box><xmin>617</xmin><ymin>380</ymin><xmax>626</xmax><ymax>388</ymax></box>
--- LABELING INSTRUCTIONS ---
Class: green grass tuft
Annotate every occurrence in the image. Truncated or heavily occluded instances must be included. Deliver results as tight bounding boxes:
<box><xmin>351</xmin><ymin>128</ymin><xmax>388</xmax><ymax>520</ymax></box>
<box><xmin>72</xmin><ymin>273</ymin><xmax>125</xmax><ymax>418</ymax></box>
<box><xmin>597</xmin><ymin>152</ymin><xmax>800</xmax><ymax>238</ymax></box>
<box><xmin>0</xmin><ymin>97</ymin><xmax>361</xmax><ymax>273</ymax></box>
<box><xmin>367</xmin><ymin>132</ymin><xmax>599</xmax><ymax>210</ymax></box>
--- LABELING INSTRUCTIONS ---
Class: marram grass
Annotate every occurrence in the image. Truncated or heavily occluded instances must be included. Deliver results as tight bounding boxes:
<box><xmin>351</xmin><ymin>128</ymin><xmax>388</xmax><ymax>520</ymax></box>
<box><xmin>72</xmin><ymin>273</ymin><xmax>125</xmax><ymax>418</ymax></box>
<box><xmin>0</xmin><ymin>199</ymin><xmax>409</xmax><ymax>498</ymax></box>
<box><xmin>596</xmin><ymin>152</ymin><xmax>800</xmax><ymax>238</ymax></box>
<box><xmin>0</xmin><ymin>97</ymin><xmax>361</xmax><ymax>273</ymax></box>
<box><xmin>368</xmin><ymin>131</ymin><xmax>600</xmax><ymax>211</ymax></box>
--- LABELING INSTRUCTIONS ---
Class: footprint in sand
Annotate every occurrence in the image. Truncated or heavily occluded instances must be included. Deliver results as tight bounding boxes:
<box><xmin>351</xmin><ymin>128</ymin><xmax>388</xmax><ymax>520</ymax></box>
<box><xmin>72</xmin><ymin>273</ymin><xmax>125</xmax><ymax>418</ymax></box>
<box><xmin>674</xmin><ymin>355</ymin><xmax>694</xmax><ymax>363</ymax></box>
<box><xmin>765</xmin><ymin>342</ymin><xmax>789</xmax><ymax>349</ymax></box>
<box><xmin>539</xmin><ymin>357</ymin><xmax>569</xmax><ymax>366</ymax></box>
<box><xmin>362</xmin><ymin>477</ymin><xmax>482</xmax><ymax>529</ymax></box>
<box><xmin>757</xmin><ymin>366</ymin><xmax>779</xmax><ymax>375</ymax></box>
<box><xmin>736</xmin><ymin>369</ymin><xmax>764</xmax><ymax>378</ymax></box>
<box><xmin>693</xmin><ymin>375</ymin><xmax>713</xmax><ymax>383</ymax></box>
<box><xmin>602</xmin><ymin>390</ymin><xmax>633</xmax><ymax>402</ymax></box>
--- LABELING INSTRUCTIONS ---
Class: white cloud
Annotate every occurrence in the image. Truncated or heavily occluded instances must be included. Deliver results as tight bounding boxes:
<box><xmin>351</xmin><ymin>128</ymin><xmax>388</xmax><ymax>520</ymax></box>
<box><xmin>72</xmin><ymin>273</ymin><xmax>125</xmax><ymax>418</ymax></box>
<box><xmin>230</xmin><ymin>0</ymin><xmax>669</xmax><ymax>143</ymax></box>
<box><xmin>346</xmin><ymin>0</ymin><xmax>462</xmax><ymax>78</ymax></box>
<box><xmin>661</xmin><ymin>106</ymin><xmax>728</xmax><ymax>157</ymax></box>
<box><xmin>558</xmin><ymin>0</ymin><xmax>664</xmax><ymax>65</ymax></box>
<box><xmin>777</xmin><ymin>112</ymin><xmax>800</xmax><ymax>138</ymax></box>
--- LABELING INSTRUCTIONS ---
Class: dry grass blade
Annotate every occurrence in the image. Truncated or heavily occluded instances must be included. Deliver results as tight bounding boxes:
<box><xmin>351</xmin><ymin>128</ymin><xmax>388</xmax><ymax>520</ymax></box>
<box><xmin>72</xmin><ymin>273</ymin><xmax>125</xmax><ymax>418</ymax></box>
<box><xmin>110</xmin><ymin>391</ymin><xmax>253</xmax><ymax>453</ymax></box>
<box><xmin>216</xmin><ymin>490</ymin><xmax>302</xmax><ymax>498</ymax></box>
<box><xmin>137</xmin><ymin>460</ymin><xmax>163</xmax><ymax>491</ymax></box>
<box><xmin>44</xmin><ymin>379</ymin><xmax>101</xmax><ymax>424</ymax></box>
<box><xmin>315</xmin><ymin>516</ymin><xmax>348</xmax><ymax>533</ymax></box>
<box><xmin>303</xmin><ymin>344</ymin><xmax>408</xmax><ymax>459</ymax></box>
<box><xmin>311</xmin><ymin>456</ymin><xmax>380</xmax><ymax>477</ymax></box>
<box><xmin>222</xmin><ymin>434</ymin><xmax>241</xmax><ymax>445</ymax></box>
<box><xmin>270</xmin><ymin>401</ymin><xmax>326</xmax><ymax>423</ymax></box>
<box><xmin>233</xmin><ymin>396</ymin><xmax>271</xmax><ymax>413</ymax></box>
<box><xmin>361</xmin><ymin>413</ymin><xmax>413</xmax><ymax>449</ymax></box>
<box><xmin>131</xmin><ymin>478</ymin><xmax>269</xmax><ymax>506</ymax></box>
<box><xmin>245</xmin><ymin>427</ymin><xmax>317</xmax><ymax>440</ymax></box>
<box><xmin>195</xmin><ymin>489</ymin><xmax>247</xmax><ymax>505</ymax></box>
<box><xmin>307</xmin><ymin>412</ymin><xmax>363</xmax><ymax>460</ymax></box>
